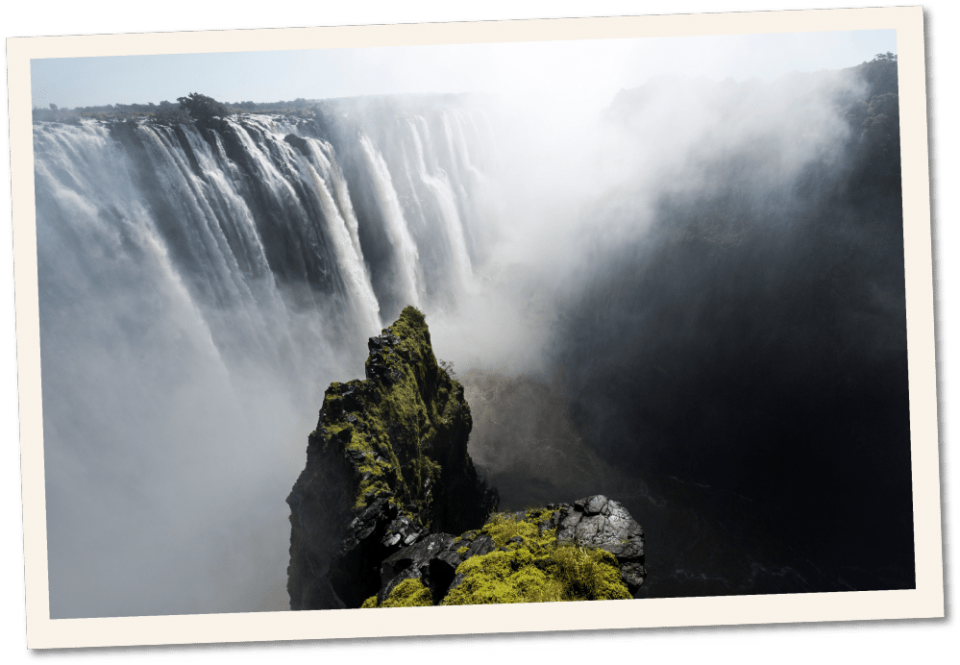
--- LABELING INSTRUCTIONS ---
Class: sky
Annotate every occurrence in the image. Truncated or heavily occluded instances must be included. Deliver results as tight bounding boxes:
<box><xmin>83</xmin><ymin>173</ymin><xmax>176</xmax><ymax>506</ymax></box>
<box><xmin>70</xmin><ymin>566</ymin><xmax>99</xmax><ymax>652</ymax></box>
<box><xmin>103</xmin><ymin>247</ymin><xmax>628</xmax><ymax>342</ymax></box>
<box><xmin>30</xmin><ymin>29</ymin><xmax>896</xmax><ymax>110</ymax></box>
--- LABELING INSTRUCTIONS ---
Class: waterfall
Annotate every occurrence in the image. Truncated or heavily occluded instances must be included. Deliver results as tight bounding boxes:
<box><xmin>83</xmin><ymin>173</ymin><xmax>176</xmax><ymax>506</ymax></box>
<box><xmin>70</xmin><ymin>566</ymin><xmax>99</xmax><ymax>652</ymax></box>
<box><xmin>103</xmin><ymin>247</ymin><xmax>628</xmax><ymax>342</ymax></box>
<box><xmin>31</xmin><ymin>62</ymin><xmax>913</xmax><ymax>617</ymax></box>
<box><xmin>296</xmin><ymin>138</ymin><xmax>381</xmax><ymax>334</ymax></box>
<box><xmin>408</xmin><ymin>116</ymin><xmax>474</xmax><ymax>294</ymax></box>
<box><xmin>32</xmin><ymin>97</ymin><xmax>495</xmax><ymax>619</ymax></box>
<box><xmin>357</xmin><ymin>133</ymin><xmax>422</xmax><ymax>309</ymax></box>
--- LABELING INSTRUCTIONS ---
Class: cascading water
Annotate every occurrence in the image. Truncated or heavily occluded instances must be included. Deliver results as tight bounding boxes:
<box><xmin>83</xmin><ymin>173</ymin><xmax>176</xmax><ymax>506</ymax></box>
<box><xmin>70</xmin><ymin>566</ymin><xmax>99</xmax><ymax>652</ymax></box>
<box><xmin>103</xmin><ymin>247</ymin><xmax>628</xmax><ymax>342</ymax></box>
<box><xmin>33</xmin><ymin>97</ymin><xmax>500</xmax><ymax>618</ymax></box>
<box><xmin>356</xmin><ymin>133</ymin><xmax>423</xmax><ymax>309</ymax></box>
<box><xmin>31</xmin><ymin>61</ymin><xmax>914</xmax><ymax>617</ymax></box>
<box><xmin>407</xmin><ymin>116</ymin><xmax>474</xmax><ymax>294</ymax></box>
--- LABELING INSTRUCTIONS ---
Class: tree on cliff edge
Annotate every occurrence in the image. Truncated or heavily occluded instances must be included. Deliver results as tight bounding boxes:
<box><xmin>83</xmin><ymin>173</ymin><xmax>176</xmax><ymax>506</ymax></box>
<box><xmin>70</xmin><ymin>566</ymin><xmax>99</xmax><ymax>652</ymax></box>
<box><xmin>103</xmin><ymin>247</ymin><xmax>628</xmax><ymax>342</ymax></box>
<box><xmin>176</xmin><ymin>92</ymin><xmax>230</xmax><ymax>124</ymax></box>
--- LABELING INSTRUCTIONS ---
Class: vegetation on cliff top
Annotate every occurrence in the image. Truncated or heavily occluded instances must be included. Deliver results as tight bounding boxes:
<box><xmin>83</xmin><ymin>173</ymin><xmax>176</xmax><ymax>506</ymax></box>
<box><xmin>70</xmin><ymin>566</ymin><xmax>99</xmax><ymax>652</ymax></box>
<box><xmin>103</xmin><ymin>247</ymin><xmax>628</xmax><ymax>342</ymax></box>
<box><xmin>374</xmin><ymin>578</ymin><xmax>434</xmax><ymax>608</ymax></box>
<box><xmin>322</xmin><ymin>308</ymin><xmax>635</xmax><ymax>609</ymax></box>
<box><xmin>288</xmin><ymin>306</ymin><xmax>497</xmax><ymax>610</ymax></box>
<box><xmin>314</xmin><ymin>306</ymin><xmax>474</xmax><ymax>523</ymax></box>
<box><xmin>365</xmin><ymin>508</ymin><xmax>631</xmax><ymax>607</ymax></box>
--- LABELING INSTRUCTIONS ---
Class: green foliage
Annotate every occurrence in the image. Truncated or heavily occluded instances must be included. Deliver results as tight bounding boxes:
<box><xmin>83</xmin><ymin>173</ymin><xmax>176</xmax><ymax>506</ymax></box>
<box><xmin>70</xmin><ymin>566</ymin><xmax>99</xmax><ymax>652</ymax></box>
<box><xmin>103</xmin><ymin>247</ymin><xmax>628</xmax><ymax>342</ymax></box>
<box><xmin>546</xmin><ymin>545</ymin><xmax>633</xmax><ymax>601</ymax></box>
<box><xmin>840</xmin><ymin>53</ymin><xmax>902</xmax><ymax>195</ymax></box>
<box><xmin>853</xmin><ymin>53</ymin><xmax>899</xmax><ymax>99</ymax></box>
<box><xmin>379</xmin><ymin>578</ymin><xmax>434</xmax><ymax>608</ymax></box>
<box><xmin>483</xmin><ymin>510</ymin><xmax>556</xmax><ymax>551</ymax></box>
<box><xmin>318</xmin><ymin>306</ymin><xmax>470</xmax><ymax>523</ymax></box>
<box><xmin>441</xmin><ymin>509</ymin><xmax>629</xmax><ymax>606</ymax></box>
<box><xmin>442</xmin><ymin>550</ymin><xmax>561</xmax><ymax>605</ymax></box>
<box><xmin>355</xmin><ymin>496</ymin><xmax>629</xmax><ymax>608</ymax></box>
<box><xmin>360</xmin><ymin>595</ymin><xmax>378</xmax><ymax>608</ymax></box>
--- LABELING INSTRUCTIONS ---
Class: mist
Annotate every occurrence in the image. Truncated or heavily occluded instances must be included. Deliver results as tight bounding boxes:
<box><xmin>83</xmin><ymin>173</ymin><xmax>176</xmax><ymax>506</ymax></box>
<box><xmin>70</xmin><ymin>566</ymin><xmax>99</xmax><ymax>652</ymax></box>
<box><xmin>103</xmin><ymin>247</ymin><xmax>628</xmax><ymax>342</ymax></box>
<box><xmin>431</xmin><ymin>55</ymin><xmax>911</xmax><ymax>596</ymax></box>
<box><xmin>33</xmin><ymin>43</ymin><xmax>911</xmax><ymax>617</ymax></box>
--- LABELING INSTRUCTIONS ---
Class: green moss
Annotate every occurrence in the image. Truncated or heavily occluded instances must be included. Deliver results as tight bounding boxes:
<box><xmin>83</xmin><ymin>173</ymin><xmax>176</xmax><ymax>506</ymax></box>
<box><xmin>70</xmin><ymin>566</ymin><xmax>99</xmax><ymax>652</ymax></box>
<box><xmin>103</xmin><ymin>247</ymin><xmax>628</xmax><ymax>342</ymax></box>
<box><xmin>441</xmin><ymin>510</ymin><xmax>630</xmax><ymax>606</ymax></box>
<box><xmin>360</xmin><ymin>595</ymin><xmax>378</xmax><ymax>609</ymax></box>
<box><xmin>543</xmin><ymin>545</ymin><xmax>632</xmax><ymax>601</ymax></box>
<box><xmin>317</xmin><ymin>306</ymin><xmax>471</xmax><ymax>523</ymax></box>
<box><xmin>380</xmin><ymin>577</ymin><xmax>434</xmax><ymax>608</ymax></box>
<box><xmin>313</xmin><ymin>308</ymin><xmax>636</xmax><ymax>608</ymax></box>
<box><xmin>441</xmin><ymin>550</ymin><xmax>561</xmax><ymax>605</ymax></box>
<box><xmin>483</xmin><ymin>509</ymin><xmax>556</xmax><ymax>550</ymax></box>
<box><xmin>361</xmin><ymin>509</ymin><xmax>630</xmax><ymax>608</ymax></box>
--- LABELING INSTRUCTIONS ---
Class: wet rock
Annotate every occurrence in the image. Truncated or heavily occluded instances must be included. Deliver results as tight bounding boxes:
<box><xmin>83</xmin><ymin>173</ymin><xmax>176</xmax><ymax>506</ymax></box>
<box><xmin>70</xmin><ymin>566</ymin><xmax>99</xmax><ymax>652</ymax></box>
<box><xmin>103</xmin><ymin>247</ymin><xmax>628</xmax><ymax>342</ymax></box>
<box><xmin>287</xmin><ymin>308</ymin><xmax>498</xmax><ymax>610</ymax></box>
<box><xmin>555</xmin><ymin>495</ymin><xmax>646</xmax><ymax>594</ymax></box>
<box><xmin>283</xmin><ymin>133</ymin><xmax>310</xmax><ymax>155</ymax></box>
<box><xmin>377</xmin><ymin>533</ymin><xmax>456</xmax><ymax>604</ymax></box>
<box><xmin>366</xmin><ymin>497</ymin><xmax>647</xmax><ymax>607</ymax></box>
<box><xmin>287</xmin><ymin>313</ymin><xmax>647</xmax><ymax>609</ymax></box>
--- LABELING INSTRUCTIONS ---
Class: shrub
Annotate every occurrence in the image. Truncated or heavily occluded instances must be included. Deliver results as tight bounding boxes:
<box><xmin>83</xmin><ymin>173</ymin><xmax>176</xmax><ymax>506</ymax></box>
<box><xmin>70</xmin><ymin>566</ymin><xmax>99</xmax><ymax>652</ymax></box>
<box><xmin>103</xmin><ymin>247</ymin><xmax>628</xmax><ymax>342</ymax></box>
<box><xmin>438</xmin><ymin>359</ymin><xmax>457</xmax><ymax>379</ymax></box>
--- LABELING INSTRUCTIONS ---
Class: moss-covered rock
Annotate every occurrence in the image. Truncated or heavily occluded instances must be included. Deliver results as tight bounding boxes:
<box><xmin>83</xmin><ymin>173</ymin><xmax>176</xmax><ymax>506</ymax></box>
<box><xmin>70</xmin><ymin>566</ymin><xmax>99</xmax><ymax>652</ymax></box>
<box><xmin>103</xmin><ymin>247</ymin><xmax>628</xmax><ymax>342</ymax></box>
<box><xmin>286</xmin><ymin>308</ymin><xmax>644</xmax><ymax>611</ymax></box>
<box><xmin>366</xmin><ymin>499</ymin><xmax>644</xmax><ymax>607</ymax></box>
<box><xmin>379</xmin><ymin>578</ymin><xmax>434</xmax><ymax>608</ymax></box>
<box><xmin>287</xmin><ymin>307</ymin><xmax>498</xmax><ymax>610</ymax></box>
<box><xmin>440</xmin><ymin>508</ymin><xmax>631</xmax><ymax>605</ymax></box>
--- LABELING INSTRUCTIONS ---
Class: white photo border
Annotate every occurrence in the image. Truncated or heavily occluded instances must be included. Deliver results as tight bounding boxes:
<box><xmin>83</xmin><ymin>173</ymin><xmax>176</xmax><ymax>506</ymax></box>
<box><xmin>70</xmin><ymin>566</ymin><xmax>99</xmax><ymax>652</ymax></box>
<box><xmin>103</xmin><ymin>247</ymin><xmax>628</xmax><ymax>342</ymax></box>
<box><xmin>7</xmin><ymin>5</ymin><xmax>942</xmax><ymax>649</ymax></box>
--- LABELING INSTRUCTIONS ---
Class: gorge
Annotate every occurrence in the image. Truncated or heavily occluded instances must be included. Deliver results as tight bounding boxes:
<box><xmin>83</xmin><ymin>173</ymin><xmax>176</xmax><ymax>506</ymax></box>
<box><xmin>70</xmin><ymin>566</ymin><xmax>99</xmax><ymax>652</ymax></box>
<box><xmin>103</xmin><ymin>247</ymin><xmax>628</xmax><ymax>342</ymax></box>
<box><xmin>33</xmin><ymin>54</ymin><xmax>914</xmax><ymax>617</ymax></box>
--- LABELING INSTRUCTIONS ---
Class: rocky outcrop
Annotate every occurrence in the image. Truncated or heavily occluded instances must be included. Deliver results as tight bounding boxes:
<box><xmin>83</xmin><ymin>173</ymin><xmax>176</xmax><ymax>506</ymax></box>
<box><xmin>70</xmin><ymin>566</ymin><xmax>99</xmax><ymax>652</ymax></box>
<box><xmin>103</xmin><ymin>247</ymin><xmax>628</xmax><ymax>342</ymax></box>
<box><xmin>287</xmin><ymin>307</ymin><xmax>498</xmax><ymax>609</ymax></box>
<box><xmin>287</xmin><ymin>307</ymin><xmax>645</xmax><ymax>610</ymax></box>
<box><xmin>364</xmin><ymin>496</ymin><xmax>645</xmax><ymax>607</ymax></box>
<box><xmin>552</xmin><ymin>496</ymin><xmax>646</xmax><ymax>593</ymax></box>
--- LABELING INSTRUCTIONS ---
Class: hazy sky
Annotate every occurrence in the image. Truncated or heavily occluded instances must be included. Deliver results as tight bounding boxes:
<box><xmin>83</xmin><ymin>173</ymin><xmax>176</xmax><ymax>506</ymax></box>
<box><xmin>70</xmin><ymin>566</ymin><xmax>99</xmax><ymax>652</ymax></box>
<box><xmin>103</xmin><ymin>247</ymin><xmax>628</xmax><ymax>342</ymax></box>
<box><xmin>31</xmin><ymin>29</ymin><xmax>895</xmax><ymax>109</ymax></box>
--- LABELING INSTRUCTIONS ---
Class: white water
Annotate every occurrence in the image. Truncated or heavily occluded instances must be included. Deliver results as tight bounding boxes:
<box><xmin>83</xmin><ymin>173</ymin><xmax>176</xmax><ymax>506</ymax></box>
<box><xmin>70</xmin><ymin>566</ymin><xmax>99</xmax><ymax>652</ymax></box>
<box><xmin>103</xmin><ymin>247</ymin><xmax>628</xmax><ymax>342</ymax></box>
<box><xmin>33</xmin><ymin>101</ymin><xmax>496</xmax><ymax>618</ymax></box>
<box><xmin>408</xmin><ymin>116</ymin><xmax>474</xmax><ymax>294</ymax></box>
<box><xmin>357</xmin><ymin>132</ymin><xmax>423</xmax><ymax>308</ymax></box>
<box><xmin>298</xmin><ymin>139</ymin><xmax>382</xmax><ymax>334</ymax></box>
<box><xmin>35</xmin><ymin>121</ymin><xmax>305</xmax><ymax>618</ymax></box>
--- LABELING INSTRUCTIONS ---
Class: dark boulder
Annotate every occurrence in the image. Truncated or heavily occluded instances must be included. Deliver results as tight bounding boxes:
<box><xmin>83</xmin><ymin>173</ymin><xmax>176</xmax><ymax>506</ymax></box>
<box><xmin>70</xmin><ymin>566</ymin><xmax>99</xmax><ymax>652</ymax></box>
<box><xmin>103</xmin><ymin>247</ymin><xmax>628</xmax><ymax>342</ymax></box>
<box><xmin>554</xmin><ymin>495</ymin><xmax>646</xmax><ymax>594</ymax></box>
<box><xmin>377</xmin><ymin>533</ymin><xmax>456</xmax><ymax>604</ymax></box>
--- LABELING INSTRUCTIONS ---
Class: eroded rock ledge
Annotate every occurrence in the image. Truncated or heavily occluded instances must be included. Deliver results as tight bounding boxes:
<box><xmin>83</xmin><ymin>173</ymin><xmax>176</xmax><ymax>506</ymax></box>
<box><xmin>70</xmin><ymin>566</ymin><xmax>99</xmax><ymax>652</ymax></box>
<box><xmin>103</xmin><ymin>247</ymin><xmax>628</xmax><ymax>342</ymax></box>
<box><xmin>287</xmin><ymin>307</ymin><xmax>644</xmax><ymax>609</ymax></box>
<box><xmin>287</xmin><ymin>307</ymin><xmax>498</xmax><ymax>609</ymax></box>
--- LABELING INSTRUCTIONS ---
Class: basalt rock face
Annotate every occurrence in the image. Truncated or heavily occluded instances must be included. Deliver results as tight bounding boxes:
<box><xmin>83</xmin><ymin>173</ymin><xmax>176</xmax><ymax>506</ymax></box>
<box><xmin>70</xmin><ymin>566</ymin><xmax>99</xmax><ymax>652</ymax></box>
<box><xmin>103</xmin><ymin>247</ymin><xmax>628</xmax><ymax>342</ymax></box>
<box><xmin>287</xmin><ymin>307</ymin><xmax>499</xmax><ymax>610</ymax></box>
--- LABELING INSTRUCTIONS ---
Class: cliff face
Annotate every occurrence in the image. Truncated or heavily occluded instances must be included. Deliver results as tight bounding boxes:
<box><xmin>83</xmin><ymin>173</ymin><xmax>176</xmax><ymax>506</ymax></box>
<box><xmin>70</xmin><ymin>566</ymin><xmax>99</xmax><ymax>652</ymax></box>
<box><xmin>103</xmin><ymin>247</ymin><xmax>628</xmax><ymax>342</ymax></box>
<box><xmin>287</xmin><ymin>307</ymin><xmax>645</xmax><ymax>610</ymax></box>
<box><xmin>287</xmin><ymin>307</ymin><xmax>498</xmax><ymax>609</ymax></box>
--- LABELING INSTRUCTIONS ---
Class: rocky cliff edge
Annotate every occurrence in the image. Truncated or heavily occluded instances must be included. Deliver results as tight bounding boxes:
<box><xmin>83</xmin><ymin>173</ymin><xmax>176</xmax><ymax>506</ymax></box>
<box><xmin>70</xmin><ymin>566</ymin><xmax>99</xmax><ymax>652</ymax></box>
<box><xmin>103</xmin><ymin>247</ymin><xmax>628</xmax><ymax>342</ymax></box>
<box><xmin>287</xmin><ymin>306</ymin><xmax>498</xmax><ymax>609</ymax></box>
<box><xmin>287</xmin><ymin>307</ymin><xmax>644</xmax><ymax>609</ymax></box>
